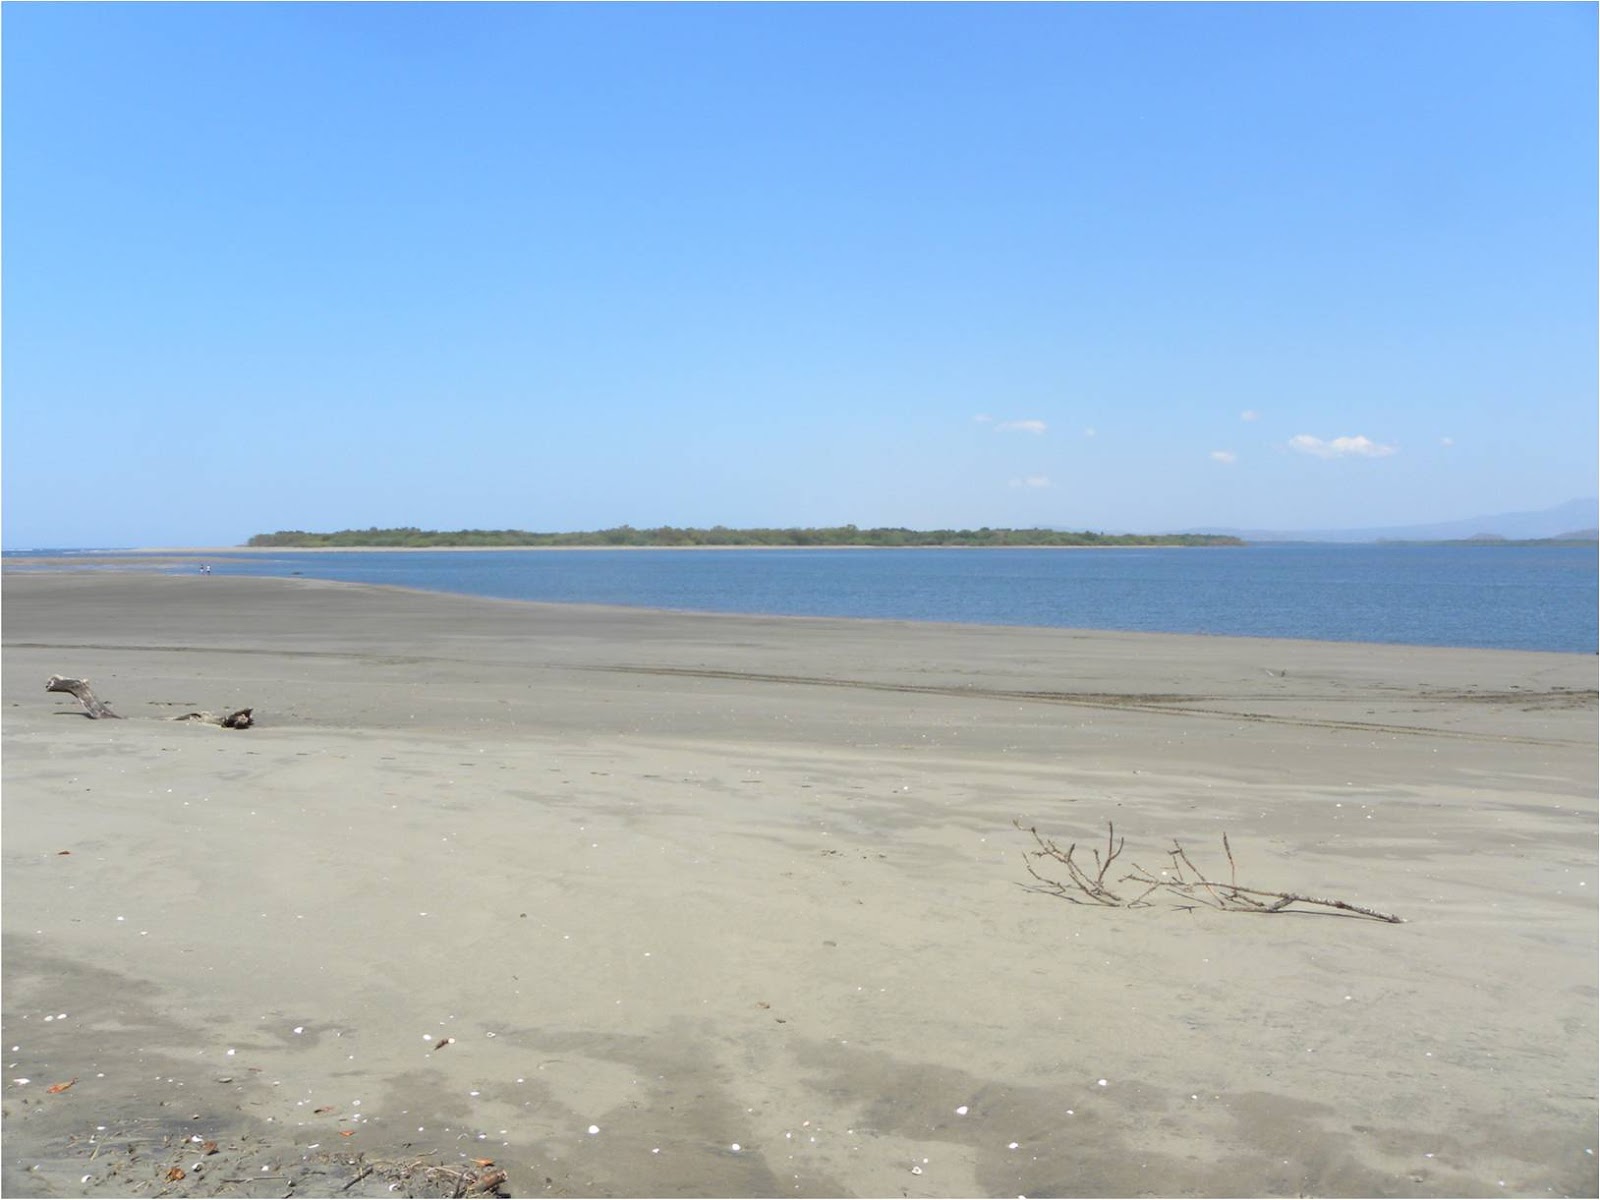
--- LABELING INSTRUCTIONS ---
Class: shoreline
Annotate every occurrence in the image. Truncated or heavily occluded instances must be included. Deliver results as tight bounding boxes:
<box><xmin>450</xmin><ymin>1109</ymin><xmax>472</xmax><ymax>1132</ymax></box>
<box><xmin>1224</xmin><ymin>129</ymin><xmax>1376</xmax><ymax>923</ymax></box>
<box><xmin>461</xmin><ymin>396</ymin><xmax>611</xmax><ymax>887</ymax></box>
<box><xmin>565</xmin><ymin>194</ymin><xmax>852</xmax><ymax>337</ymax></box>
<box><xmin>3</xmin><ymin>573</ymin><xmax>1595</xmax><ymax>1198</ymax></box>
<box><xmin>3</xmin><ymin>556</ymin><xmax>1594</xmax><ymax>659</ymax></box>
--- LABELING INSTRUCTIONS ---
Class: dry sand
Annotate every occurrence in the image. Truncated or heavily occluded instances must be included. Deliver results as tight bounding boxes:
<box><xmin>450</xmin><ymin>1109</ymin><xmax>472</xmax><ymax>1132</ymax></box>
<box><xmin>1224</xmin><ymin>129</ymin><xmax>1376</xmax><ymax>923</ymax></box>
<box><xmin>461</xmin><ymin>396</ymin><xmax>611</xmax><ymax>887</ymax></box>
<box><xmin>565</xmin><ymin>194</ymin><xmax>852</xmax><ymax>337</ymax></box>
<box><xmin>2</xmin><ymin>572</ymin><xmax>1595</xmax><ymax>1198</ymax></box>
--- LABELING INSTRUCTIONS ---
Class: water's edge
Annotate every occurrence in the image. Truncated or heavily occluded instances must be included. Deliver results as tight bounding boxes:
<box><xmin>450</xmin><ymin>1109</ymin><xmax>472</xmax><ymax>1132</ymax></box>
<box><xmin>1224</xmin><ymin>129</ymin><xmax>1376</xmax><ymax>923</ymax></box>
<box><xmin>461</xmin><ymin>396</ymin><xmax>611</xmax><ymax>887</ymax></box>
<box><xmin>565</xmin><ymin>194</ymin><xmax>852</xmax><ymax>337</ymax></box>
<box><xmin>5</xmin><ymin>544</ymin><xmax>1596</xmax><ymax>654</ymax></box>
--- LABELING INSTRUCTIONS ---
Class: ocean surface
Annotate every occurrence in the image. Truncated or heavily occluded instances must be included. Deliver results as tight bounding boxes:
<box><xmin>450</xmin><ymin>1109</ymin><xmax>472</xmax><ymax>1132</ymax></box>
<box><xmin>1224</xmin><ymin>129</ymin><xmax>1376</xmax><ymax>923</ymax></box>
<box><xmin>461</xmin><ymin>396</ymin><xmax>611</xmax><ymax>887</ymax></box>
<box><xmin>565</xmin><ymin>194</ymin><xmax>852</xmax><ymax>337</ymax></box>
<box><xmin>6</xmin><ymin>543</ymin><xmax>1596</xmax><ymax>653</ymax></box>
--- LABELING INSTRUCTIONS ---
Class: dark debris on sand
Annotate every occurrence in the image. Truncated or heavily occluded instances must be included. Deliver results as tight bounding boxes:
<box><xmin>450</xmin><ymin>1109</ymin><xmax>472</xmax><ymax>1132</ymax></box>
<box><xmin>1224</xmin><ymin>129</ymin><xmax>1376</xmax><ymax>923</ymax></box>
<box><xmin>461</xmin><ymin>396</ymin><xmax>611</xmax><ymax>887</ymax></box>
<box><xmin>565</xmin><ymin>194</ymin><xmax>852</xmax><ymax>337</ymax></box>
<box><xmin>4</xmin><ymin>1121</ymin><xmax>514</xmax><ymax>1199</ymax></box>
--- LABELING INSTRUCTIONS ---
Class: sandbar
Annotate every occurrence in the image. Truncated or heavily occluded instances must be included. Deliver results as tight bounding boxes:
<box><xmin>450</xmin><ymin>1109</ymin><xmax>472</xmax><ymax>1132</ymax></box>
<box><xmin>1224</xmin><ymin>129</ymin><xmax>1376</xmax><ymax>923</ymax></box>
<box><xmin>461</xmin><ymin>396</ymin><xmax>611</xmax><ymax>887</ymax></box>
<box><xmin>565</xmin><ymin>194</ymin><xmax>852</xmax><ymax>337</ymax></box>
<box><xmin>3</xmin><ymin>573</ymin><xmax>1595</xmax><ymax>1196</ymax></box>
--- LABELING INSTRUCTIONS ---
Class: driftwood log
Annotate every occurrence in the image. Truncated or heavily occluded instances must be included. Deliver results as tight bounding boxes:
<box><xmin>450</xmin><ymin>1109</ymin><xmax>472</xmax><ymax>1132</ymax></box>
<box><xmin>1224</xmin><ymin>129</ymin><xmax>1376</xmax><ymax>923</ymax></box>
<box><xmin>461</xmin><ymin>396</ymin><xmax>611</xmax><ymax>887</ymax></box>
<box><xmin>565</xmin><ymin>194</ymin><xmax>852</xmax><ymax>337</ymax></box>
<box><xmin>45</xmin><ymin>675</ymin><xmax>121</xmax><ymax>719</ymax></box>
<box><xmin>46</xmin><ymin>675</ymin><xmax>253</xmax><ymax>729</ymax></box>
<box><xmin>174</xmin><ymin>708</ymin><xmax>255</xmax><ymax>729</ymax></box>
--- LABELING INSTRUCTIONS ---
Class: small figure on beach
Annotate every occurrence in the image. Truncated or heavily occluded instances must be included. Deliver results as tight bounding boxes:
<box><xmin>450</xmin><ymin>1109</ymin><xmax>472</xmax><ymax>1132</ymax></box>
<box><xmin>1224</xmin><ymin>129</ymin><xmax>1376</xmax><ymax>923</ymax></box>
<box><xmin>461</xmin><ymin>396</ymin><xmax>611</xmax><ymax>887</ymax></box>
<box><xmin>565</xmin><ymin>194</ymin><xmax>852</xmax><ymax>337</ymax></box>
<box><xmin>200</xmin><ymin>563</ymin><xmax>211</xmax><ymax>575</ymax></box>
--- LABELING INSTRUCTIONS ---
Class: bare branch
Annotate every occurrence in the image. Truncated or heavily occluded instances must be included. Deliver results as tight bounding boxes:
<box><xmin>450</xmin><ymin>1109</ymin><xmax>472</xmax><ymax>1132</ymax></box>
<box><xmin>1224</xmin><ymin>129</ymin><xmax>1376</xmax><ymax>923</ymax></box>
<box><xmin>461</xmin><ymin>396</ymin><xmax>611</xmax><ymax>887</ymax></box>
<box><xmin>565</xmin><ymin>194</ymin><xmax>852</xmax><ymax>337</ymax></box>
<box><xmin>1018</xmin><ymin>821</ymin><xmax>1404</xmax><ymax>923</ymax></box>
<box><xmin>1171</xmin><ymin>841</ymin><xmax>1226</xmax><ymax>908</ymax></box>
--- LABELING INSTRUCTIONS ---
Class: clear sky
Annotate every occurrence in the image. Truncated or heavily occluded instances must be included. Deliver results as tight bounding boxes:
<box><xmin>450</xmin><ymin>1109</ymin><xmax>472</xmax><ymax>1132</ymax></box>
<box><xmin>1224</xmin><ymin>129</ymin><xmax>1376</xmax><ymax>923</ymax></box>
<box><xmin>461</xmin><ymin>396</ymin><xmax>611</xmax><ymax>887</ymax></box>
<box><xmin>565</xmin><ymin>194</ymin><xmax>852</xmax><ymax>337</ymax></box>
<box><xmin>3</xmin><ymin>2</ymin><xmax>1595</xmax><ymax>547</ymax></box>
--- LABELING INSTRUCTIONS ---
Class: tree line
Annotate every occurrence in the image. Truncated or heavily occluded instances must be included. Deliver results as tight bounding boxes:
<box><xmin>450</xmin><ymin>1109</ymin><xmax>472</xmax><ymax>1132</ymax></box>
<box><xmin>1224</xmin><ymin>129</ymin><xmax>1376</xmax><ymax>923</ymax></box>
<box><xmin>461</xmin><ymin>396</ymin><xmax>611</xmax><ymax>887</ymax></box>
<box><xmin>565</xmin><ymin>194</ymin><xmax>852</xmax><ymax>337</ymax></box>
<box><xmin>247</xmin><ymin>526</ymin><xmax>1243</xmax><ymax>548</ymax></box>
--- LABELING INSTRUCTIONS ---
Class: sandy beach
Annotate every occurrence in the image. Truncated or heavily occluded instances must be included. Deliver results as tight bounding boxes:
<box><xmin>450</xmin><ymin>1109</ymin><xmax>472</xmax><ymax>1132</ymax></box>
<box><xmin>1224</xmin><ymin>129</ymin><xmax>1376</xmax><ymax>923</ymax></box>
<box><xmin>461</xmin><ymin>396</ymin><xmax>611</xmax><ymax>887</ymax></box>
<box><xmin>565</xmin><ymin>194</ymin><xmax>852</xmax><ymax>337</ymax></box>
<box><xmin>2</xmin><ymin>572</ymin><xmax>1594</xmax><ymax>1198</ymax></box>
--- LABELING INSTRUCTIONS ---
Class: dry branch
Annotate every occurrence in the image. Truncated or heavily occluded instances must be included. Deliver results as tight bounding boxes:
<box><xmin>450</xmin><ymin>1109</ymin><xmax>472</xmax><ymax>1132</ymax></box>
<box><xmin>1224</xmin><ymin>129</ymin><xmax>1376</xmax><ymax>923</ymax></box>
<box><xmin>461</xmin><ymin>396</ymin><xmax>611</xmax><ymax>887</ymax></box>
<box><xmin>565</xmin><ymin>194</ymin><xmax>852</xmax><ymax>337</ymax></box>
<box><xmin>1016</xmin><ymin>819</ymin><xmax>1404</xmax><ymax>923</ymax></box>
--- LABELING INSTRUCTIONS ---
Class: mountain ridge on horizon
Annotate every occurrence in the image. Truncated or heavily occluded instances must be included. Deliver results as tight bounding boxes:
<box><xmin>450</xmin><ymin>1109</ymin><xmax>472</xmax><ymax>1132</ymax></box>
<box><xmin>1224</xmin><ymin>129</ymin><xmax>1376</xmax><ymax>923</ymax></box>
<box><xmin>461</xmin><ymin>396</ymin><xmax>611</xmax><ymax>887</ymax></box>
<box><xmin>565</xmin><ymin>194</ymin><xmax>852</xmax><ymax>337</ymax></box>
<box><xmin>1170</xmin><ymin>497</ymin><xmax>1597</xmax><ymax>544</ymax></box>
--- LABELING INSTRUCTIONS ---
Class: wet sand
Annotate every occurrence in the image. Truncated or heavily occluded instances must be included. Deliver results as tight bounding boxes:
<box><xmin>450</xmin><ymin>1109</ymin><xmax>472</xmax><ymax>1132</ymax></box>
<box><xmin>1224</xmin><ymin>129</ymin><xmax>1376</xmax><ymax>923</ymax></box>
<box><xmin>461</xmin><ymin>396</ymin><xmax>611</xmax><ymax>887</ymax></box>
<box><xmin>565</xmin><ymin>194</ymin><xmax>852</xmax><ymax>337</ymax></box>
<box><xmin>2</xmin><ymin>572</ymin><xmax>1595</xmax><ymax>1197</ymax></box>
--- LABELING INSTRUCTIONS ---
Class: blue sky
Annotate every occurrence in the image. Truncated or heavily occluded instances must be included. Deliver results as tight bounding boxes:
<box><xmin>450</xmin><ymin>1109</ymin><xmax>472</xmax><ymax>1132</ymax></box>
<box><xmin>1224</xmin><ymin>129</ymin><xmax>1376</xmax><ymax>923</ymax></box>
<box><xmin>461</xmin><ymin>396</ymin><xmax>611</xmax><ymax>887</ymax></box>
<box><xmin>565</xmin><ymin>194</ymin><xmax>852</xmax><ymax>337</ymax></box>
<box><xmin>4</xmin><ymin>2</ymin><xmax>1595</xmax><ymax>547</ymax></box>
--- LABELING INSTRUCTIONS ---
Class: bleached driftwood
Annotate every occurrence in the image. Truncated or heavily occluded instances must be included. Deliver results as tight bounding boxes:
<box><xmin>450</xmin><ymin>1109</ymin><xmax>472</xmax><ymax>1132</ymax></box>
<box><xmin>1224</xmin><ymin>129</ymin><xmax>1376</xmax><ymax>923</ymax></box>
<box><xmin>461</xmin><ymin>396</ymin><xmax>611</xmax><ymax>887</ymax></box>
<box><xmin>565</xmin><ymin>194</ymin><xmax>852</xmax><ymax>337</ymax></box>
<box><xmin>173</xmin><ymin>708</ymin><xmax>255</xmax><ymax>729</ymax></box>
<box><xmin>45</xmin><ymin>675</ymin><xmax>121</xmax><ymax>719</ymax></box>
<box><xmin>1017</xmin><ymin>819</ymin><xmax>1404</xmax><ymax>923</ymax></box>
<box><xmin>46</xmin><ymin>675</ymin><xmax>253</xmax><ymax>729</ymax></box>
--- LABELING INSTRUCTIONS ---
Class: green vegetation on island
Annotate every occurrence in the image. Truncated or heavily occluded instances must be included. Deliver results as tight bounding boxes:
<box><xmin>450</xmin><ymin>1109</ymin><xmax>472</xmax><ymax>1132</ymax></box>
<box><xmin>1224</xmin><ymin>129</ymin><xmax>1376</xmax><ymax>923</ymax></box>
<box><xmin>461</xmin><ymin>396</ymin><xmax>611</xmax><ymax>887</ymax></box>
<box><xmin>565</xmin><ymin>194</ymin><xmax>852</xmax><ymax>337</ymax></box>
<box><xmin>247</xmin><ymin>526</ymin><xmax>1244</xmax><ymax>549</ymax></box>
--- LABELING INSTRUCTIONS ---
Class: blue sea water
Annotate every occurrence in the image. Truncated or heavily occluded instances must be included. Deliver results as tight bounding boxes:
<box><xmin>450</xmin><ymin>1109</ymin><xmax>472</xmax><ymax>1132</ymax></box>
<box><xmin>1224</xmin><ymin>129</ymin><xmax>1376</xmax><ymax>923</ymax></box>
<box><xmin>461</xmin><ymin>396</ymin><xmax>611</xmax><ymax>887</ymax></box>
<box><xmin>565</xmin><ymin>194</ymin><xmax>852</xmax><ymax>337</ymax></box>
<box><xmin>7</xmin><ymin>543</ymin><xmax>1595</xmax><ymax>653</ymax></box>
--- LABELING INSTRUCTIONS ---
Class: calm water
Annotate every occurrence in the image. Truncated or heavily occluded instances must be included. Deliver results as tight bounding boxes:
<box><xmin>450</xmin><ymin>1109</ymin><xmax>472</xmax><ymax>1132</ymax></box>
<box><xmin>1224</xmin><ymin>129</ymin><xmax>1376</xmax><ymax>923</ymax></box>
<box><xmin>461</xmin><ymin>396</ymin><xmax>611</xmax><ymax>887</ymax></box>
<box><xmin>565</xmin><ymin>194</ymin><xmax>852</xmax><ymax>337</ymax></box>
<box><xmin>7</xmin><ymin>544</ymin><xmax>1595</xmax><ymax>653</ymax></box>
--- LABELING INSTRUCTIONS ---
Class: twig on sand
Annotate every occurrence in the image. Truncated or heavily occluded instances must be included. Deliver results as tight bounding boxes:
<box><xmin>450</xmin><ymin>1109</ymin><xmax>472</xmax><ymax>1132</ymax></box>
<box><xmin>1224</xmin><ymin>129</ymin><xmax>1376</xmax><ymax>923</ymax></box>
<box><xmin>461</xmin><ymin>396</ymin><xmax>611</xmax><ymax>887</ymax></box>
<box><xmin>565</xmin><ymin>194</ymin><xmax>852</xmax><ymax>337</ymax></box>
<box><xmin>366</xmin><ymin>1154</ymin><xmax>510</xmax><ymax>1198</ymax></box>
<box><xmin>1016</xmin><ymin>819</ymin><xmax>1404</xmax><ymax>923</ymax></box>
<box><xmin>338</xmin><ymin>1163</ymin><xmax>375</xmax><ymax>1193</ymax></box>
<box><xmin>1018</xmin><ymin>820</ymin><xmax>1126</xmax><ymax>905</ymax></box>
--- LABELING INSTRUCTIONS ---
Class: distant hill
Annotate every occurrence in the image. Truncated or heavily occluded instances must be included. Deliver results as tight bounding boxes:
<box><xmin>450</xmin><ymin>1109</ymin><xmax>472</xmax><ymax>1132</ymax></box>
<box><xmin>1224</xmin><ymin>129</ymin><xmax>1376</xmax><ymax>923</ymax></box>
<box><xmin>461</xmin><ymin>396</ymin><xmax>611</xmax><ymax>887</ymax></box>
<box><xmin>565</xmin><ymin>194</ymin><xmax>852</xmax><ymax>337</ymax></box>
<box><xmin>1181</xmin><ymin>498</ymin><xmax>1597</xmax><ymax>544</ymax></box>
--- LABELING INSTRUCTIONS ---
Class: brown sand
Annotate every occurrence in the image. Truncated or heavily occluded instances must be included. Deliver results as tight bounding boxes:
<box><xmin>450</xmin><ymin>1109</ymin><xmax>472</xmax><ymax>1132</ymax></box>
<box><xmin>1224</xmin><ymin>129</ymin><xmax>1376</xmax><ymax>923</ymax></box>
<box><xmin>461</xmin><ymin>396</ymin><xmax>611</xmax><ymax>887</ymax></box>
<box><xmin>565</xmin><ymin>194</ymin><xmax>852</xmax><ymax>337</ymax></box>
<box><xmin>2</xmin><ymin>572</ymin><xmax>1595</xmax><ymax>1198</ymax></box>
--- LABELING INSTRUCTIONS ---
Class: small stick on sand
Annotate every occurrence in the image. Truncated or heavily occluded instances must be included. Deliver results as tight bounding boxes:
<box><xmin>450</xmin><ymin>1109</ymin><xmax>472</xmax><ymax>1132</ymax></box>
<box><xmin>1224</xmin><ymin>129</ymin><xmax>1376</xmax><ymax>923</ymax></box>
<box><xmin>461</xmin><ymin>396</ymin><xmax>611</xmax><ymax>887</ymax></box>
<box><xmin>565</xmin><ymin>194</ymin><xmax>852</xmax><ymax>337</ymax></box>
<box><xmin>337</xmin><ymin>1163</ymin><xmax>375</xmax><ymax>1193</ymax></box>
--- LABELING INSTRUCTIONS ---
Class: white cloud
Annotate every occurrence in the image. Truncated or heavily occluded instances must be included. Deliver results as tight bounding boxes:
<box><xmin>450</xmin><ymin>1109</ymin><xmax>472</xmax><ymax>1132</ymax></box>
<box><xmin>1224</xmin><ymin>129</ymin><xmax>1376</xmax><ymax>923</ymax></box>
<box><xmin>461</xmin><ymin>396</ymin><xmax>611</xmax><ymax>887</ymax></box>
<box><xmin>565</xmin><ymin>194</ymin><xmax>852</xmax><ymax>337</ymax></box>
<box><xmin>1440</xmin><ymin>435</ymin><xmax>1455</xmax><ymax>447</ymax></box>
<box><xmin>1210</xmin><ymin>450</ymin><xmax>1237</xmax><ymax>465</ymax></box>
<box><xmin>1240</xmin><ymin>410</ymin><xmax>1260</xmax><ymax>422</ymax></box>
<box><xmin>1082</xmin><ymin>427</ymin><xmax>1097</xmax><ymax>438</ymax></box>
<box><xmin>1008</xmin><ymin>475</ymin><xmax>1052</xmax><ymax>489</ymax></box>
<box><xmin>1288</xmin><ymin>434</ymin><xmax>1397</xmax><ymax>459</ymax></box>
<box><xmin>995</xmin><ymin>419</ymin><xmax>1047</xmax><ymax>435</ymax></box>
<box><xmin>973</xmin><ymin>413</ymin><xmax>993</xmax><ymax>424</ymax></box>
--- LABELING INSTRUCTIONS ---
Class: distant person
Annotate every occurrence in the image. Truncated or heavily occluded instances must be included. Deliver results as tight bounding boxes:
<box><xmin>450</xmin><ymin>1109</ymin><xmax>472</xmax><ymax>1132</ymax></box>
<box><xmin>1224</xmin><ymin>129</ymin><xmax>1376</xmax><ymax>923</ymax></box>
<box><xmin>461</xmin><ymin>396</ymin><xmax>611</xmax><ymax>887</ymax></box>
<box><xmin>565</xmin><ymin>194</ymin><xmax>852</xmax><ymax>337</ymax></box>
<box><xmin>200</xmin><ymin>564</ymin><xmax>211</xmax><ymax>575</ymax></box>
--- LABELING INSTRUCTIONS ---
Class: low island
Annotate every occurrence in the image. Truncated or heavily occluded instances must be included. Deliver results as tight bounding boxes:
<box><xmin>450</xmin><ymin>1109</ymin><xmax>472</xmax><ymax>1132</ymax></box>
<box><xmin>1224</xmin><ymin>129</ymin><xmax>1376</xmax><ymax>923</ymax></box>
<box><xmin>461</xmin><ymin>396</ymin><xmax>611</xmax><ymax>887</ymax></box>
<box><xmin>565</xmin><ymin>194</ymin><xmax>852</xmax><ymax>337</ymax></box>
<box><xmin>247</xmin><ymin>525</ymin><xmax>1244</xmax><ymax>548</ymax></box>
